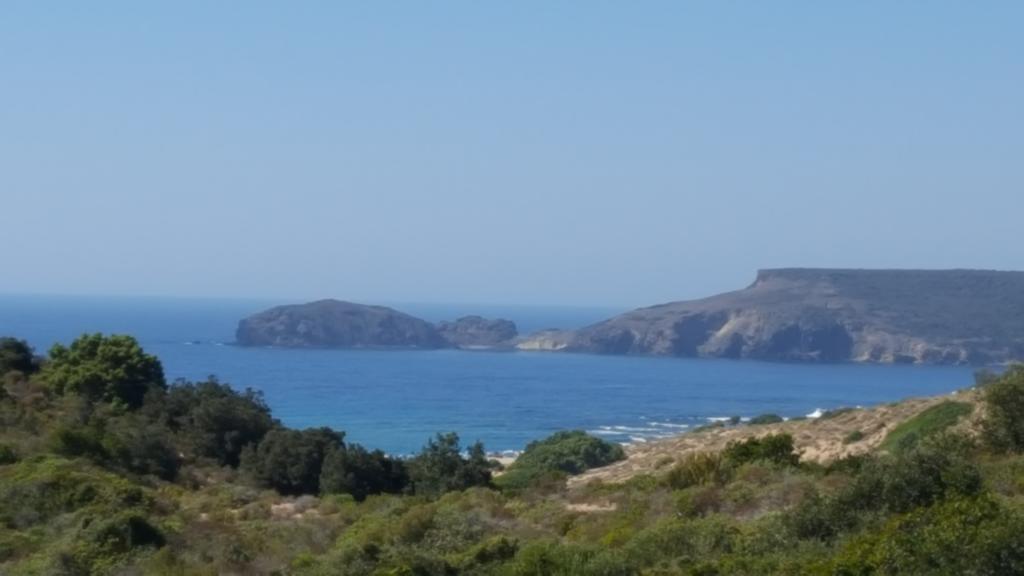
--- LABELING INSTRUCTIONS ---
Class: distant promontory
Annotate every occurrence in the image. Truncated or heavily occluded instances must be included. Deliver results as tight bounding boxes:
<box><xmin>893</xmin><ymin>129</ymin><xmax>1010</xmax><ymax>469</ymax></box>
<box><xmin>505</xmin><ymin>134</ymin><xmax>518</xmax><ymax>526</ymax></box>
<box><xmin>516</xmin><ymin>268</ymin><xmax>1024</xmax><ymax>365</ymax></box>
<box><xmin>235</xmin><ymin>300</ymin><xmax>518</xmax><ymax>350</ymax></box>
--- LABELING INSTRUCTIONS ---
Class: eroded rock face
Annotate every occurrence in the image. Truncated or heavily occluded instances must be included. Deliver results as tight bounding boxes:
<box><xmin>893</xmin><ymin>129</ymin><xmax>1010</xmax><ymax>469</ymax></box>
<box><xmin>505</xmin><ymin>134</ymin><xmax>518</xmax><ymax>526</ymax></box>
<box><xmin>519</xmin><ymin>269</ymin><xmax>1024</xmax><ymax>365</ymax></box>
<box><xmin>236</xmin><ymin>300</ymin><xmax>447</xmax><ymax>348</ymax></box>
<box><xmin>436</xmin><ymin>316</ymin><xmax>518</xmax><ymax>348</ymax></box>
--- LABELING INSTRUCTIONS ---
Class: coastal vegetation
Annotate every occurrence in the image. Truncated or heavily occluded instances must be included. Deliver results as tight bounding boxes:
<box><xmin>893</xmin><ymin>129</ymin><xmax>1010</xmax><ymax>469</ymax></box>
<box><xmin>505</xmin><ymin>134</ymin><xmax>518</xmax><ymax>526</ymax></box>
<box><xmin>2</xmin><ymin>333</ymin><xmax>1024</xmax><ymax>575</ymax></box>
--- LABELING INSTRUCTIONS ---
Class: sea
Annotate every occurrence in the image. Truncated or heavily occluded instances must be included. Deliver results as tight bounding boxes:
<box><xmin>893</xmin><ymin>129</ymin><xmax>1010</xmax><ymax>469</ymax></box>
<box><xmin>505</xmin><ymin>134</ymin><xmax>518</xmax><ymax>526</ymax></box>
<box><xmin>0</xmin><ymin>295</ymin><xmax>976</xmax><ymax>455</ymax></box>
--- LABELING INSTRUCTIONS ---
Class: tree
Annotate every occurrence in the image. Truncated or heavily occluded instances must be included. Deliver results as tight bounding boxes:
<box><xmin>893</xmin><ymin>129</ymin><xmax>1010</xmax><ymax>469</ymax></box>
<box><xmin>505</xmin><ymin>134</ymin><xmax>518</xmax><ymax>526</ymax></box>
<box><xmin>497</xmin><ymin>430</ymin><xmax>625</xmax><ymax>491</ymax></box>
<box><xmin>982</xmin><ymin>365</ymin><xmax>1024</xmax><ymax>453</ymax></box>
<box><xmin>0</xmin><ymin>337</ymin><xmax>39</xmax><ymax>376</ymax></box>
<box><xmin>151</xmin><ymin>377</ymin><xmax>277</xmax><ymax>467</ymax></box>
<box><xmin>319</xmin><ymin>443</ymin><xmax>409</xmax><ymax>500</ymax></box>
<box><xmin>45</xmin><ymin>334</ymin><xmax>165</xmax><ymax>408</ymax></box>
<box><xmin>408</xmin><ymin>433</ymin><xmax>491</xmax><ymax>497</ymax></box>
<box><xmin>241</xmin><ymin>427</ymin><xmax>344</xmax><ymax>494</ymax></box>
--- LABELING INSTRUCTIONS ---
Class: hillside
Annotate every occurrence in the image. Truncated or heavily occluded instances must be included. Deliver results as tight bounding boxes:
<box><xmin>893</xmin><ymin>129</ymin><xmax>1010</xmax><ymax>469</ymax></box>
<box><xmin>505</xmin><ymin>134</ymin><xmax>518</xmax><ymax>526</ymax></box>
<box><xmin>3</xmin><ymin>333</ymin><xmax>1024</xmax><ymax>574</ymax></box>
<box><xmin>569</xmin><ymin>388</ymin><xmax>983</xmax><ymax>488</ymax></box>
<box><xmin>518</xmin><ymin>268</ymin><xmax>1024</xmax><ymax>364</ymax></box>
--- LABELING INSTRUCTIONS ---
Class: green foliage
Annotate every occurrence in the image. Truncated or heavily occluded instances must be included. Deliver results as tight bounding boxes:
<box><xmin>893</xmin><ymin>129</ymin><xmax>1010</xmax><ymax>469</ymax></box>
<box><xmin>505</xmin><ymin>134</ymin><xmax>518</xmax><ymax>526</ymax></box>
<box><xmin>408</xmin><ymin>433</ymin><xmax>492</xmax><ymax>497</ymax></box>
<box><xmin>663</xmin><ymin>452</ymin><xmax>729</xmax><ymax>490</ymax></box>
<box><xmin>880</xmin><ymin>400</ymin><xmax>973</xmax><ymax>453</ymax></box>
<box><xmin>748</xmin><ymin>413</ymin><xmax>784</xmax><ymax>425</ymax></box>
<box><xmin>45</xmin><ymin>334</ymin><xmax>166</xmax><ymax>408</ymax></box>
<box><xmin>0</xmin><ymin>338</ymin><xmax>39</xmax><ymax>377</ymax></box>
<box><xmin>788</xmin><ymin>434</ymin><xmax>983</xmax><ymax>541</ymax></box>
<box><xmin>723</xmin><ymin>433</ymin><xmax>800</xmax><ymax>467</ymax></box>
<box><xmin>0</xmin><ymin>444</ymin><xmax>17</xmax><ymax>465</ymax></box>
<box><xmin>319</xmin><ymin>443</ymin><xmax>408</xmax><ymax>501</ymax></box>
<box><xmin>982</xmin><ymin>365</ymin><xmax>1024</xmax><ymax>453</ymax></box>
<box><xmin>151</xmin><ymin>377</ymin><xmax>276</xmax><ymax>467</ymax></box>
<box><xmin>49</xmin><ymin>407</ymin><xmax>180</xmax><ymax>480</ymax></box>
<box><xmin>241</xmin><ymin>427</ymin><xmax>344</xmax><ymax>495</ymax></box>
<box><xmin>842</xmin><ymin>430</ymin><xmax>865</xmax><ymax>444</ymax></box>
<box><xmin>829</xmin><ymin>495</ymin><xmax>1024</xmax><ymax>575</ymax></box>
<box><xmin>497</xmin><ymin>431</ymin><xmax>624</xmax><ymax>491</ymax></box>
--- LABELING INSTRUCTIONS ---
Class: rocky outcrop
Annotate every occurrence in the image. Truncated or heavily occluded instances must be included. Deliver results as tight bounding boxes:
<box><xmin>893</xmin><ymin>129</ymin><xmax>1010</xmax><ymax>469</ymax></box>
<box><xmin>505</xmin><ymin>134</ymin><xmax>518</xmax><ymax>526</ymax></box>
<box><xmin>518</xmin><ymin>269</ymin><xmax>1024</xmax><ymax>365</ymax></box>
<box><xmin>237</xmin><ymin>301</ymin><xmax>519</xmax><ymax>350</ymax></box>
<box><xmin>236</xmin><ymin>300</ymin><xmax>447</xmax><ymax>348</ymax></box>
<box><xmin>436</xmin><ymin>316</ymin><xmax>518</xmax><ymax>348</ymax></box>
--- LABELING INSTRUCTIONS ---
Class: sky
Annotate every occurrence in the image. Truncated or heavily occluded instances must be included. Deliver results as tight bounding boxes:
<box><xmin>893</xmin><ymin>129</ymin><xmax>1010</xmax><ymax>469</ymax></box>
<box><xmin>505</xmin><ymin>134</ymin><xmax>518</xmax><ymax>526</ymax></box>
<box><xmin>1</xmin><ymin>2</ymin><xmax>1022</xmax><ymax>308</ymax></box>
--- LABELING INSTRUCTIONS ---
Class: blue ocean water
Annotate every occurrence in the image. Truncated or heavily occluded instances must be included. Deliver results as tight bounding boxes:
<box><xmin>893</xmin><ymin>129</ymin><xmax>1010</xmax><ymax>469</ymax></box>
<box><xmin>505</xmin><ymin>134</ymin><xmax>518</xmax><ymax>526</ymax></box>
<box><xmin>0</xmin><ymin>295</ymin><xmax>975</xmax><ymax>454</ymax></box>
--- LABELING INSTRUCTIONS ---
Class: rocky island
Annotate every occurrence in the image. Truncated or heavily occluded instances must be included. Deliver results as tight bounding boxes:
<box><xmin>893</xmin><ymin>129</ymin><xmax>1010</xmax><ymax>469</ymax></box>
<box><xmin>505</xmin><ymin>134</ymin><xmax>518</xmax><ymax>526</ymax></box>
<box><xmin>516</xmin><ymin>268</ymin><xmax>1024</xmax><ymax>365</ymax></box>
<box><xmin>236</xmin><ymin>300</ymin><xmax>518</xmax><ymax>350</ymax></box>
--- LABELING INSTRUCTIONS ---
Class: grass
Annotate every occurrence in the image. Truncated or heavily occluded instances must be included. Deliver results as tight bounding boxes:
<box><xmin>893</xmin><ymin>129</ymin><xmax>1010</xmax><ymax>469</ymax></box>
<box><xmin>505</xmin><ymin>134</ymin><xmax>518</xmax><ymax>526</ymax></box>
<box><xmin>880</xmin><ymin>401</ymin><xmax>974</xmax><ymax>453</ymax></box>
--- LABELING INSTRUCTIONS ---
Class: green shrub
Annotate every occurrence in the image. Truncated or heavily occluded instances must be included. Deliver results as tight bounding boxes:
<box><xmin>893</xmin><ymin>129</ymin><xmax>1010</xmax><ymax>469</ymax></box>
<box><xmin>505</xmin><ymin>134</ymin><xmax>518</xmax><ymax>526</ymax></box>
<box><xmin>842</xmin><ymin>430</ymin><xmax>864</xmax><ymax>444</ymax></box>
<box><xmin>0</xmin><ymin>338</ymin><xmax>39</xmax><ymax>376</ymax></box>
<box><xmin>663</xmin><ymin>452</ymin><xmax>729</xmax><ymax>490</ymax></box>
<box><xmin>0</xmin><ymin>443</ymin><xmax>17</xmax><ymax>465</ymax></box>
<box><xmin>880</xmin><ymin>400</ymin><xmax>973</xmax><ymax>453</ymax></box>
<box><xmin>723</xmin><ymin>434</ymin><xmax>800</xmax><ymax>467</ymax></box>
<box><xmin>830</xmin><ymin>495</ymin><xmax>1024</xmax><ymax>575</ymax></box>
<box><xmin>982</xmin><ymin>366</ymin><xmax>1024</xmax><ymax>453</ymax></box>
<box><xmin>152</xmin><ymin>377</ymin><xmax>277</xmax><ymax>467</ymax></box>
<box><xmin>405</xmin><ymin>433</ymin><xmax>492</xmax><ymax>498</ymax></box>
<box><xmin>240</xmin><ymin>427</ymin><xmax>344</xmax><ymax>494</ymax></box>
<box><xmin>319</xmin><ymin>443</ymin><xmax>408</xmax><ymax>500</ymax></box>
<box><xmin>748</xmin><ymin>414</ymin><xmax>784</xmax><ymax>425</ymax></box>
<box><xmin>497</xmin><ymin>431</ymin><xmax>624</xmax><ymax>491</ymax></box>
<box><xmin>45</xmin><ymin>334</ymin><xmax>165</xmax><ymax>408</ymax></box>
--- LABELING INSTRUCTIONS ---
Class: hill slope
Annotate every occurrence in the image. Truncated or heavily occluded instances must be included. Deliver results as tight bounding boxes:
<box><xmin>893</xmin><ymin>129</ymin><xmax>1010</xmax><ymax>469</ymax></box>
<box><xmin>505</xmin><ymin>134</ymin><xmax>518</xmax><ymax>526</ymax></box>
<box><xmin>519</xmin><ymin>268</ymin><xmax>1024</xmax><ymax>364</ymax></box>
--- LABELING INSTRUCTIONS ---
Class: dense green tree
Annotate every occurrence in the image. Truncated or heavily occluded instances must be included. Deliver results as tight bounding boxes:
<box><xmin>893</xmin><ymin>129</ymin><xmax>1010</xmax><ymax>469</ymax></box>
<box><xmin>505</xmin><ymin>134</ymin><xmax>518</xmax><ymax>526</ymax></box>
<box><xmin>149</xmin><ymin>377</ymin><xmax>276</xmax><ymax>467</ymax></box>
<box><xmin>497</xmin><ymin>430</ymin><xmax>625</xmax><ymax>491</ymax></box>
<box><xmin>241</xmin><ymin>427</ymin><xmax>344</xmax><ymax>494</ymax></box>
<box><xmin>0</xmin><ymin>337</ymin><xmax>39</xmax><ymax>376</ymax></box>
<box><xmin>319</xmin><ymin>443</ymin><xmax>409</xmax><ymax>500</ymax></box>
<box><xmin>408</xmin><ymin>433</ymin><xmax>492</xmax><ymax>497</ymax></box>
<box><xmin>45</xmin><ymin>334</ymin><xmax>165</xmax><ymax>408</ymax></box>
<box><xmin>723</xmin><ymin>433</ymin><xmax>800</xmax><ymax>467</ymax></box>
<box><xmin>982</xmin><ymin>365</ymin><xmax>1024</xmax><ymax>453</ymax></box>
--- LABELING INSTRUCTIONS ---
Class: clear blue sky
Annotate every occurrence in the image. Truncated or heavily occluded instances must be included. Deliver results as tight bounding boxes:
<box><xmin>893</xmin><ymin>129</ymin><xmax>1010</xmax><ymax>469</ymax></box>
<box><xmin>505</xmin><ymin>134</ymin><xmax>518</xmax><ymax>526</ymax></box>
<box><xmin>1</xmin><ymin>2</ymin><xmax>1021</xmax><ymax>307</ymax></box>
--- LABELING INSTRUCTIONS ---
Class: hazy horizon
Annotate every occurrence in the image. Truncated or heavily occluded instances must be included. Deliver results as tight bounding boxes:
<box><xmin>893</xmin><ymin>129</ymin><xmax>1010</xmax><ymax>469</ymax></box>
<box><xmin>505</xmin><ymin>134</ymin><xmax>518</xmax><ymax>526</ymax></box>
<box><xmin>2</xmin><ymin>2</ymin><xmax>1022</xmax><ymax>307</ymax></box>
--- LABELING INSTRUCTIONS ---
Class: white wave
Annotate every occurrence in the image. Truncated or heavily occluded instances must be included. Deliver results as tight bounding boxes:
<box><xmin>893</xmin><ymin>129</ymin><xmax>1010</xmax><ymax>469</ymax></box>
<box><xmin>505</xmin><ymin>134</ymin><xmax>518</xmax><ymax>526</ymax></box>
<box><xmin>806</xmin><ymin>408</ymin><xmax>825</xmax><ymax>419</ymax></box>
<box><xmin>650</xmin><ymin>422</ymin><xmax>690</xmax><ymax>429</ymax></box>
<box><xmin>587</xmin><ymin>429</ymin><xmax>623</xmax><ymax>436</ymax></box>
<box><xmin>629</xmin><ymin>436</ymin><xmax>648</xmax><ymax>443</ymax></box>
<box><xmin>707</xmin><ymin>416</ymin><xmax>732</xmax><ymax>422</ymax></box>
<box><xmin>609</xmin><ymin>425</ymin><xmax>661</xmax><ymax>432</ymax></box>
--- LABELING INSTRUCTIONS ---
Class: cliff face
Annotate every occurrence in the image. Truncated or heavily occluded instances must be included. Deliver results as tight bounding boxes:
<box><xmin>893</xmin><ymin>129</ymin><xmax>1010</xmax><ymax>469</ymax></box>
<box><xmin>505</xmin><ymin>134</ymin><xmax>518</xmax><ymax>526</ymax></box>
<box><xmin>236</xmin><ymin>300</ymin><xmax>447</xmax><ymax>349</ymax></box>
<box><xmin>519</xmin><ymin>269</ymin><xmax>1024</xmax><ymax>365</ymax></box>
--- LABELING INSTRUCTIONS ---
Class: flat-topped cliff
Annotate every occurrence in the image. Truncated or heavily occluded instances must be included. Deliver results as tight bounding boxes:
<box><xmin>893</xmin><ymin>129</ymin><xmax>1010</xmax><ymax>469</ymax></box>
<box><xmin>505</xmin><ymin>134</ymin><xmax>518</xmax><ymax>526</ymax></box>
<box><xmin>517</xmin><ymin>268</ymin><xmax>1024</xmax><ymax>365</ymax></box>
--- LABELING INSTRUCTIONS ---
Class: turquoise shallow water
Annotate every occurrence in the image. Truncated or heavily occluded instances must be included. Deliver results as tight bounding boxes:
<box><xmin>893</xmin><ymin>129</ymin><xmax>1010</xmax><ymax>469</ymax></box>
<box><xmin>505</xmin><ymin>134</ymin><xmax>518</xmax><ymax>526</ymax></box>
<box><xmin>0</xmin><ymin>295</ymin><xmax>974</xmax><ymax>454</ymax></box>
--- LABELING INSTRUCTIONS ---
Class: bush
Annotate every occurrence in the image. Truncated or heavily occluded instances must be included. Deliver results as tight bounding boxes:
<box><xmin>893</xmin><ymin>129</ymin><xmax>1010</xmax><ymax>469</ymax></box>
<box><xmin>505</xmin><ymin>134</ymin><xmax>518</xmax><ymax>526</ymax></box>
<box><xmin>497</xmin><ymin>431</ymin><xmax>625</xmax><ymax>491</ymax></box>
<box><xmin>408</xmin><ymin>433</ymin><xmax>491</xmax><ymax>498</ymax></box>
<box><xmin>241</xmin><ymin>427</ymin><xmax>344</xmax><ymax>494</ymax></box>
<box><xmin>0</xmin><ymin>443</ymin><xmax>18</xmax><ymax>465</ymax></box>
<box><xmin>0</xmin><ymin>337</ymin><xmax>39</xmax><ymax>376</ymax></box>
<box><xmin>748</xmin><ymin>413</ymin><xmax>784</xmax><ymax>425</ymax></box>
<box><xmin>842</xmin><ymin>430</ymin><xmax>864</xmax><ymax>444</ymax></box>
<box><xmin>880</xmin><ymin>400</ymin><xmax>973</xmax><ymax>453</ymax></box>
<box><xmin>319</xmin><ymin>443</ymin><xmax>409</xmax><ymax>500</ymax></box>
<box><xmin>982</xmin><ymin>366</ymin><xmax>1024</xmax><ymax>453</ymax></box>
<box><xmin>663</xmin><ymin>452</ymin><xmax>729</xmax><ymax>490</ymax></box>
<box><xmin>45</xmin><ymin>334</ymin><xmax>165</xmax><ymax>408</ymax></box>
<box><xmin>153</xmin><ymin>377</ymin><xmax>277</xmax><ymax>467</ymax></box>
<box><xmin>723</xmin><ymin>434</ymin><xmax>800</xmax><ymax>467</ymax></box>
<box><xmin>830</xmin><ymin>495</ymin><xmax>1024</xmax><ymax>575</ymax></box>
